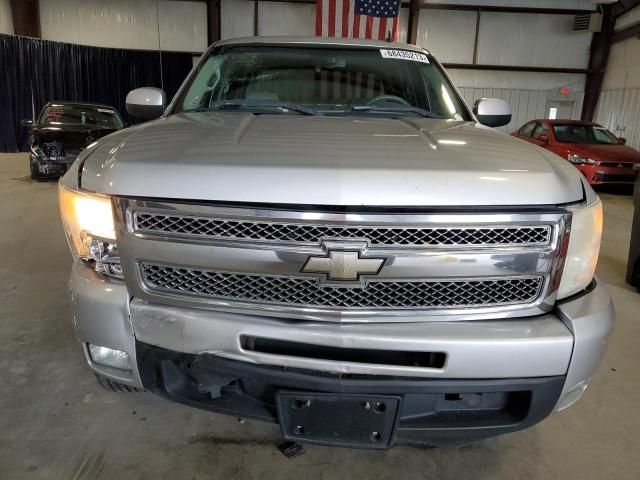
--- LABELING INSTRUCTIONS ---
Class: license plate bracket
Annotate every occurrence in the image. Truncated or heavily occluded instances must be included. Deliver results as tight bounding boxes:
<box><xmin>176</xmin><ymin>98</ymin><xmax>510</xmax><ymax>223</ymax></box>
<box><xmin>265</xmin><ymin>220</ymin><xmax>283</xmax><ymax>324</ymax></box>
<box><xmin>276</xmin><ymin>392</ymin><xmax>401</xmax><ymax>448</ymax></box>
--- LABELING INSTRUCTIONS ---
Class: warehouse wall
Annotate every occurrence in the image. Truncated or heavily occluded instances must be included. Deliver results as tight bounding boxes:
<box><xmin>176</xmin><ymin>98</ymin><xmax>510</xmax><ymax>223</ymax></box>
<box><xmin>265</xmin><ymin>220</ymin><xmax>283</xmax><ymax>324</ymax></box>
<box><xmin>0</xmin><ymin>0</ymin><xmax>12</xmax><ymax>35</ymax></box>
<box><xmin>424</xmin><ymin>0</ymin><xmax>595</xmax><ymax>8</ymax></box>
<box><xmin>219</xmin><ymin>1</ymin><xmax>589</xmax><ymax>130</ymax></box>
<box><xmin>594</xmin><ymin>16</ymin><xmax>640</xmax><ymax>150</ymax></box>
<box><xmin>451</xmin><ymin>70</ymin><xmax>585</xmax><ymax>133</ymax></box>
<box><xmin>221</xmin><ymin>0</ymin><xmax>410</xmax><ymax>42</ymax></box>
<box><xmin>418</xmin><ymin>8</ymin><xmax>588</xmax><ymax>130</ymax></box>
<box><xmin>417</xmin><ymin>11</ymin><xmax>590</xmax><ymax>69</ymax></box>
<box><xmin>39</xmin><ymin>0</ymin><xmax>207</xmax><ymax>52</ymax></box>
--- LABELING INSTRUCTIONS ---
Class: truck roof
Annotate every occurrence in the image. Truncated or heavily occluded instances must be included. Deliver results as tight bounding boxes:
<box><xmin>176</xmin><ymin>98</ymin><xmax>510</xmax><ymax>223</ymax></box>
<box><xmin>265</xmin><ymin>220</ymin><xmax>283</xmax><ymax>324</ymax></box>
<box><xmin>214</xmin><ymin>36</ymin><xmax>430</xmax><ymax>54</ymax></box>
<box><xmin>43</xmin><ymin>101</ymin><xmax>118</xmax><ymax>110</ymax></box>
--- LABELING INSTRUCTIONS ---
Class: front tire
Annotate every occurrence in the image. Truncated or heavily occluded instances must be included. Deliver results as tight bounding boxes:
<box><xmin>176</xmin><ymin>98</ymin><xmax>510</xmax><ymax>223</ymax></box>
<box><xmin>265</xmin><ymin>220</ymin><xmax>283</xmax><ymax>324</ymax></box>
<box><xmin>29</xmin><ymin>158</ymin><xmax>45</xmax><ymax>180</ymax></box>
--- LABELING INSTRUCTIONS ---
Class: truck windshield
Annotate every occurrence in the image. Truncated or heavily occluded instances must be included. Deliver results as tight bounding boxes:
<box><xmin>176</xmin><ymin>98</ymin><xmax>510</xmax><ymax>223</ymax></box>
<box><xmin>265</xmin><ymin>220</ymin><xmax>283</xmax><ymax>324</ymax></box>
<box><xmin>553</xmin><ymin>124</ymin><xmax>619</xmax><ymax>145</ymax></box>
<box><xmin>40</xmin><ymin>105</ymin><xmax>124</xmax><ymax>129</ymax></box>
<box><xmin>176</xmin><ymin>45</ymin><xmax>471</xmax><ymax>120</ymax></box>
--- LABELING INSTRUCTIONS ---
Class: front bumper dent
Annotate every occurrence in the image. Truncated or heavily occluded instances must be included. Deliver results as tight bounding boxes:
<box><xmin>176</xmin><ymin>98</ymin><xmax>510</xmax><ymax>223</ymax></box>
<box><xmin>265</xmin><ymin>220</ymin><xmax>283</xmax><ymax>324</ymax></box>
<box><xmin>69</xmin><ymin>260</ymin><xmax>614</xmax><ymax>439</ymax></box>
<box><xmin>137</xmin><ymin>342</ymin><xmax>567</xmax><ymax>447</ymax></box>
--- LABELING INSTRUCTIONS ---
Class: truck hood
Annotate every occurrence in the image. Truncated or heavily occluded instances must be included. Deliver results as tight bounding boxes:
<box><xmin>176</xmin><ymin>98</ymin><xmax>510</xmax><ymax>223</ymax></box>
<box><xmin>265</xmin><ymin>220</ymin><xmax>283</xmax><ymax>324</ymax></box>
<box><xmin>80</xmin><ymin>113</ymin><xmax>585</xmax><ymax>207</ymax></box>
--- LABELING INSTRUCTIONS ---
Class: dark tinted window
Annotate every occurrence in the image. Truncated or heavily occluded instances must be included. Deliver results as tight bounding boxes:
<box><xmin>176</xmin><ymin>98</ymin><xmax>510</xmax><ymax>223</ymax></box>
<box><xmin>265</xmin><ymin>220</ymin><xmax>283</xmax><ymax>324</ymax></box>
<box><xmin>532</xmin><ymin>123</ymin><xmax>549</xmax><ymax>138</ymax></box>
<box><xmin>39</xmin><ymin>105</ymin><xmax>124</xmax><ymax>129</ymax></box>
<box><xmin>520</xmin><ymin>122</ymin><xmax>535</xmax><ymax>137</ymax></box>
<box><xmin>553</xmin><ymin>124</ymin><xmax>618</xmax><ymax>144</ymax></box>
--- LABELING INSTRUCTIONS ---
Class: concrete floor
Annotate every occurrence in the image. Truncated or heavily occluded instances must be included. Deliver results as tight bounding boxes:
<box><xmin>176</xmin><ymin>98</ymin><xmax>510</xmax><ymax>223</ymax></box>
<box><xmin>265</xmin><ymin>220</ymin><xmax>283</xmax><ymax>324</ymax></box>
<box><xmin>1</xmin><ymin>152</ymin><xmax>639</xmax><ymax>480</ymax></box>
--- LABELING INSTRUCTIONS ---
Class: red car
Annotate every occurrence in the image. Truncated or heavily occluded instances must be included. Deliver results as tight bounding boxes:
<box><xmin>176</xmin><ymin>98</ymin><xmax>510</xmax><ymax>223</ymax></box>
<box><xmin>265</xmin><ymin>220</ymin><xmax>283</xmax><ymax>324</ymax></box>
<box><xmin>512</xmin><ymin>119</ymin><xmax>640</xmax><ymax>185</ymax></box>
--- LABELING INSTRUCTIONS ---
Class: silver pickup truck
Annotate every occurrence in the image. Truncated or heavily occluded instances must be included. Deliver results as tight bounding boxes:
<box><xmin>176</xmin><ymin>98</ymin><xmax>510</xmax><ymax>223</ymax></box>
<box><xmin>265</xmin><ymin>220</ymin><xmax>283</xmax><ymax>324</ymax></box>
<box><xmin>59</xmin><ymin>37</ymin><xmax>614</xmax><ymax>449</ymax></box>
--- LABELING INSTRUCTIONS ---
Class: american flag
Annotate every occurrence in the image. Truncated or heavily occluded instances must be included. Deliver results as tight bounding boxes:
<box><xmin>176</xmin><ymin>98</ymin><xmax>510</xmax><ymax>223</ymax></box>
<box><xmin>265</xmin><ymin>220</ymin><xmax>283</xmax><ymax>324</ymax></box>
<box><xmin>316</xmin><ymin>0</ymin><xmax>402</xmax><ymax>41</ymax></box>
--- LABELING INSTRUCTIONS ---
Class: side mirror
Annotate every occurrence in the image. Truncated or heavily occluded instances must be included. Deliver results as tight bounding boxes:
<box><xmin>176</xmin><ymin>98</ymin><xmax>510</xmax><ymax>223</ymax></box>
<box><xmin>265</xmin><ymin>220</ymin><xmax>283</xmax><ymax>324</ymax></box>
<box><xmin>21</xmin><ymin>119</ymin><xmax>33</xmax><ymax>127</ymax></box>
<box><xmin>126</xmin><ymin>87</ymin><xmax>166</xmax><ymax>120</ymax></box>
<box><xmin>535</xmin><ymin>134</ymin><xmax>549</xmax><ymax>143</ymax></box>
<box><xmin>619</xmin><ymin>137</ymin><xmax>627</xmax><ymax>145</ymax></box>
<box><xmin>473</xmin><ymin>98</ymin><xmax>512</xmax><ymax>128</ymax></box>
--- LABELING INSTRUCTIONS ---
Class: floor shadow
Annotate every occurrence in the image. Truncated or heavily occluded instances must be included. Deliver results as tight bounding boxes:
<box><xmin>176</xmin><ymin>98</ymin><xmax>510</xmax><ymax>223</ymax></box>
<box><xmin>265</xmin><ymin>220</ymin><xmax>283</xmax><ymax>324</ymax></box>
<box><xmin>593</xmin><ymin>184</ymin><xmax>635</xmax><ymax>196</ymax></box>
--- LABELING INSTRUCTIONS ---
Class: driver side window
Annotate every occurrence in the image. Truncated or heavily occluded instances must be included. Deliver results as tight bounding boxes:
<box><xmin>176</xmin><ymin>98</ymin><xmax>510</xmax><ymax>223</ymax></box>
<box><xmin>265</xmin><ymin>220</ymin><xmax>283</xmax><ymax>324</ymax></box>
<box><xmin>521</xmin><ymin>122</ymin><xmax>535</xmax><ymax>137</ymax></box>
<box><xmin>532</xmin><ymin>123</ymin><xmax>549</xmax><ymax>138</ymax></box>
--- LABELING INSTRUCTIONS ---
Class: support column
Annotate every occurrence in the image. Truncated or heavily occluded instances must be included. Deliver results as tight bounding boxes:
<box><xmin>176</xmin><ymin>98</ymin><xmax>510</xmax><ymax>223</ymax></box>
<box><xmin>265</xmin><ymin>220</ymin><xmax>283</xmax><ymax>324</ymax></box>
<box><xmin>407</xmin><ymin>0</ymin><xmax>420</xmax><ymax>45</ymax></box>
<box><xmin>206</xmin><ymin>0</ymin><xmax>221</xmax><ymax>46</ymax></box>
<box><xmin>581</xmin><ymin>5</ymin><xmax>614</xmax><ymax>121</ymax></box>
<box><xmin>10</xmin><ymin>0</ymin><xmax>40</xmax><ymax>38</ymax></box>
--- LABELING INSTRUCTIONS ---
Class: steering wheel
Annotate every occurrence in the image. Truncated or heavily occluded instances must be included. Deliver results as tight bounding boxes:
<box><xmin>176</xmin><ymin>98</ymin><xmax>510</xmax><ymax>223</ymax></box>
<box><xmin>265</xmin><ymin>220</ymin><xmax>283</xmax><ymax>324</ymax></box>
<box><xmin>365</xmin><ymin>95</ymin><xmax>411</xmax><ymax>107</ymax></box>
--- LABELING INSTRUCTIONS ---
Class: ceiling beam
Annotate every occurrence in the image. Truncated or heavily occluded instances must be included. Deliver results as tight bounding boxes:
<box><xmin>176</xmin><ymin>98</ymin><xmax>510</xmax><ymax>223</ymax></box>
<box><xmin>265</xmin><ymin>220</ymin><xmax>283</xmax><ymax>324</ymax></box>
<box><xmin>10</xmin><ymin>0</ymin><xmax>40</xmax><ymax>38</ymax></box>
<box><xmin>442</xmin><ymin>63</ymin><xmax>588</xmax><ymax>74</ymax></box>
<box><xmin>612</xmin><ymin>21</ymin><xmax>640</xmax><ymax>43</ymax></box>
<box><xmin>418</xmin><ymin>3</ymin><xmax>594</xmax><ymax>15</ymax></box>
<box><xmin>611</xmin><ymin>0</ymin><xmax>640</xmax><ymax>19</ymax></box>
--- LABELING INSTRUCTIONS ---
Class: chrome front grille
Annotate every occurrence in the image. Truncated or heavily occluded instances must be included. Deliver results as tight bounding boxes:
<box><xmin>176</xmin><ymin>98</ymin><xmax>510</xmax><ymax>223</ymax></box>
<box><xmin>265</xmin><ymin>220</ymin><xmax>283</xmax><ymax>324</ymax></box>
<box><xmin>134</xmin><ymin>212</ymin><xmax>552</xmax><ymax>247</ymax></box>
<box><xmin>141</xmin><ymin>263</ymin><xmax>545</xmax><ymax>310</ymax></box>
<box><xmin>597</xmin><ymin>161</ymin><xmax>629</xmax><ymax>168</ymax></box>
<box><xmin>115</xmin><ymin>198</ymin><xmax>569</xmax><ymax>322</ymax></box>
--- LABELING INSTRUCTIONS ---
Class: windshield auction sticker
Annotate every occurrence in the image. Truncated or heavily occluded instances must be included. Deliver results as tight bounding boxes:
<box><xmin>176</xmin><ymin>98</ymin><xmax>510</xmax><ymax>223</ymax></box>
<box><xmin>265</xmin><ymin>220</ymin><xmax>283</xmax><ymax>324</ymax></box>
<box><xmin>380</xmin><ymin>49</ymin><xmax>429</xmax><ymax>63</ymax></box>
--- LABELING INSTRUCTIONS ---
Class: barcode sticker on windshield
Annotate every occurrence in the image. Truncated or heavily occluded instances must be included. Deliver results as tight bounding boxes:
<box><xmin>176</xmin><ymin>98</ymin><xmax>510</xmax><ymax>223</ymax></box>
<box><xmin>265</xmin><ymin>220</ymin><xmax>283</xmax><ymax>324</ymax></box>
<box><xmin>380</xmin><ymin>49</ymin><xmax>429</xmax><ymax>63</ymax></box>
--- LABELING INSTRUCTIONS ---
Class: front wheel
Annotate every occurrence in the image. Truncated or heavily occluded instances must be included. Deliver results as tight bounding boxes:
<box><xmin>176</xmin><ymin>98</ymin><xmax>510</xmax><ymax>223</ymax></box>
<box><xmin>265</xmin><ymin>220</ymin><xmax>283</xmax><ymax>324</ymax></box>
<box><xmin>29</xmin><ymin>158</ymin><xmax>45</xmax><ymax>180</ymax></box>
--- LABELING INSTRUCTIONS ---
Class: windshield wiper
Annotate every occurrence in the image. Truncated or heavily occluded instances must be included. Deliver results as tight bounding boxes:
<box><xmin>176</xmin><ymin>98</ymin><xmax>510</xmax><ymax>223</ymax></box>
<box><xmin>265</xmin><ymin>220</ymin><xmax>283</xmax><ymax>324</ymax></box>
<box><xmin>186</xmin><ymin>100</ymin><xmax>320</xmax><ymax>116</ymax></box>
<box><xmin>350</xmin><ymin>105</ymin><xmax>442</xmax><ymax>119</ymax></box>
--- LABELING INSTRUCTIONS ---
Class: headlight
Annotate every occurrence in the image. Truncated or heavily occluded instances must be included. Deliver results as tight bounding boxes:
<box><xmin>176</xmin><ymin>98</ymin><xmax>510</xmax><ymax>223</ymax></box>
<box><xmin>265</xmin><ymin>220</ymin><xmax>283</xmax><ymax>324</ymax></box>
<box><xmin>568</xmin><ymin>154</ymin><xmax>596</xmax><ymax>165</ymax></box>
<box><xmin>58</xmin><ymin>184</ymin><xmax>122</xmax><ymax>278</ymax></box>
<box><xmin>557</xmin><ymin>196</ymin><xmax>603</xmax><ymax>299</ymax></box>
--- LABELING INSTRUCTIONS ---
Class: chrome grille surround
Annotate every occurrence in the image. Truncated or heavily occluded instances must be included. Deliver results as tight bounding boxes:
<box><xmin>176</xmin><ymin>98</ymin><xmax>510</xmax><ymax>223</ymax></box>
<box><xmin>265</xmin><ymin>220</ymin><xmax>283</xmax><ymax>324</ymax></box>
<box><xmin>141</xmin><ymin>262</ymin><xmax>545</xmax><ymax>310</ymax></box>
<box><xmin>114</xmin><ymin>198</ymin><xmax>571</xmax><ymax>322</ymax></box>
<box><xmin>133</xmin><ymin>212</ymin><xmax>552</xmax><ymax>247</ymax></box>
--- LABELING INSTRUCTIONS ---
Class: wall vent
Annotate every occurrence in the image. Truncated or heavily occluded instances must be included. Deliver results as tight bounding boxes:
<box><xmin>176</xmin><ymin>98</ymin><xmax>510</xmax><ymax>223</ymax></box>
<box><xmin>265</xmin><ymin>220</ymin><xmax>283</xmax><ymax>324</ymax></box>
<box><xmin>573</xmin><ymin>13</ymin><xmax>602</xmax><ymax>32</ymax></box>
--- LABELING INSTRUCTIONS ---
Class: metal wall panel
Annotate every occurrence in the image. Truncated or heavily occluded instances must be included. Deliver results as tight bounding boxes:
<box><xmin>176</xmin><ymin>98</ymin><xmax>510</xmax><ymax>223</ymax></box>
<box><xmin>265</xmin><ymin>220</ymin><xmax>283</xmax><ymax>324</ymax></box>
<box><xmin>157</xmin><ymin>1</ymin><xmax>207</xmax><ymax>52</ymax></box>
<box><xmin>221</xmin><ymin>1</ymin><xmax>409</xmax><ymax>42</ymax></box>
<box><xmin>39</xmin><ymin>0</ymin><xmax>207</xmax><ymax>52</ymax></box>
<box><xmin>0</xmin><ymin>0</ymin><xmax>12</xmax><ymax>35</ymax></box>
<box><xmin>258</xmin><ymin>2</ymin><xmax>315</xmax><ymax>36</ymax></box>
<box><xmin>596</xmin><ymin>89</ymin><xmax>640</xmax><ymax>149</ymax></box>
<box><xmin>221</xmin><ymin>0</ymin><xmax>255</xmax><ymax>40</ymax></box>
<box><xmin>416</xmin><ymin>10</ymin><xmax>476</xmax><ymax>63</ymax></box>
<box><xmin>477</xmin><ymin>12</ymin><xmax>591</xmax><ymax>69</ymax></box>
<box><xmin>602</xmin><ymin>39</ymin><xmax>640</xmax><ymax>90</ymax></box>
<box><xmin>424</xmin><ymin>0</ymin><xmax>594</xmax><ymax>8</ymax></box>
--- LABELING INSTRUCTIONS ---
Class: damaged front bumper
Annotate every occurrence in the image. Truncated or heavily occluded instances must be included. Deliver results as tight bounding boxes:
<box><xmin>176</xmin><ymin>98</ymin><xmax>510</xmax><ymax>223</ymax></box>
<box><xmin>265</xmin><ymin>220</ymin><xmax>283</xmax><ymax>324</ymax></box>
<box><xmin>69</xmin><ymin>260</ymin><xmax>614</xmax><ymax>447</ymax></box>
<box><xmin>30</xmin><ymin>150</ymin><xmax>76</xmax><ymax>177</ymax></box>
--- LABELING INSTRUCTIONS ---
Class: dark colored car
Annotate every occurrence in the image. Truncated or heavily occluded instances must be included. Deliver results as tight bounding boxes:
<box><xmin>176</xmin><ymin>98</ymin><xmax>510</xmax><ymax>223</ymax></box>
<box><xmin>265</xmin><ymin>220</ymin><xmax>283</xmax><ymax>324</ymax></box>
<box><xmin>22</xmin><ymin>102</ymin><xmax>125</xmax><ymax>179</ymax></box>
<box><xmin>512</xmin><ymin>119</ymin><xmax>640</xmax><ymax>185</ymax></box>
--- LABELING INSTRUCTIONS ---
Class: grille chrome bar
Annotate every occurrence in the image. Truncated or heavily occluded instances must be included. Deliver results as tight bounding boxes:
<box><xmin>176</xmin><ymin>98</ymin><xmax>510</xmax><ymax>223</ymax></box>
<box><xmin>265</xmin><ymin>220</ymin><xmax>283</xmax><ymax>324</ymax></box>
<box><xmin>141</xmin><ymin>263</ymin><xmax>545</xmax><ymax>311</ymax></box>
<box><xmin>134</xmin><ymin>211</ymin><xmax>553</xmax><ymax>247</ymax></box>
<box><xmin>114</xmin><ymin>198</ymin><xmax>570</xmax><ymax>322</ymax></box>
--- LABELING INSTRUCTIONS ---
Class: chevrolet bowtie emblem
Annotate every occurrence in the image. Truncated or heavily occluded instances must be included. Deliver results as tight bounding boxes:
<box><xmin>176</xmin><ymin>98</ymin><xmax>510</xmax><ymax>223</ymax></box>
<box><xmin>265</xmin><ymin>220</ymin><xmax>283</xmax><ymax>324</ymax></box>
<box><xmin>302</xmin><ymin>249</ymin><xmax>386</xmax><ymax>283</ymax></box>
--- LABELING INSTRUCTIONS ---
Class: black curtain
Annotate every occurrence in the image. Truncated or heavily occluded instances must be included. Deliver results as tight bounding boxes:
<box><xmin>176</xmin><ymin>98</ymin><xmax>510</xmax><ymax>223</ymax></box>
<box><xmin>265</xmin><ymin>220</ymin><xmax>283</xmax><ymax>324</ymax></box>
<box><xmin>0</xmin><ymin>33</ymin><xmax>194</xmax><ymax>152</ymax></box>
